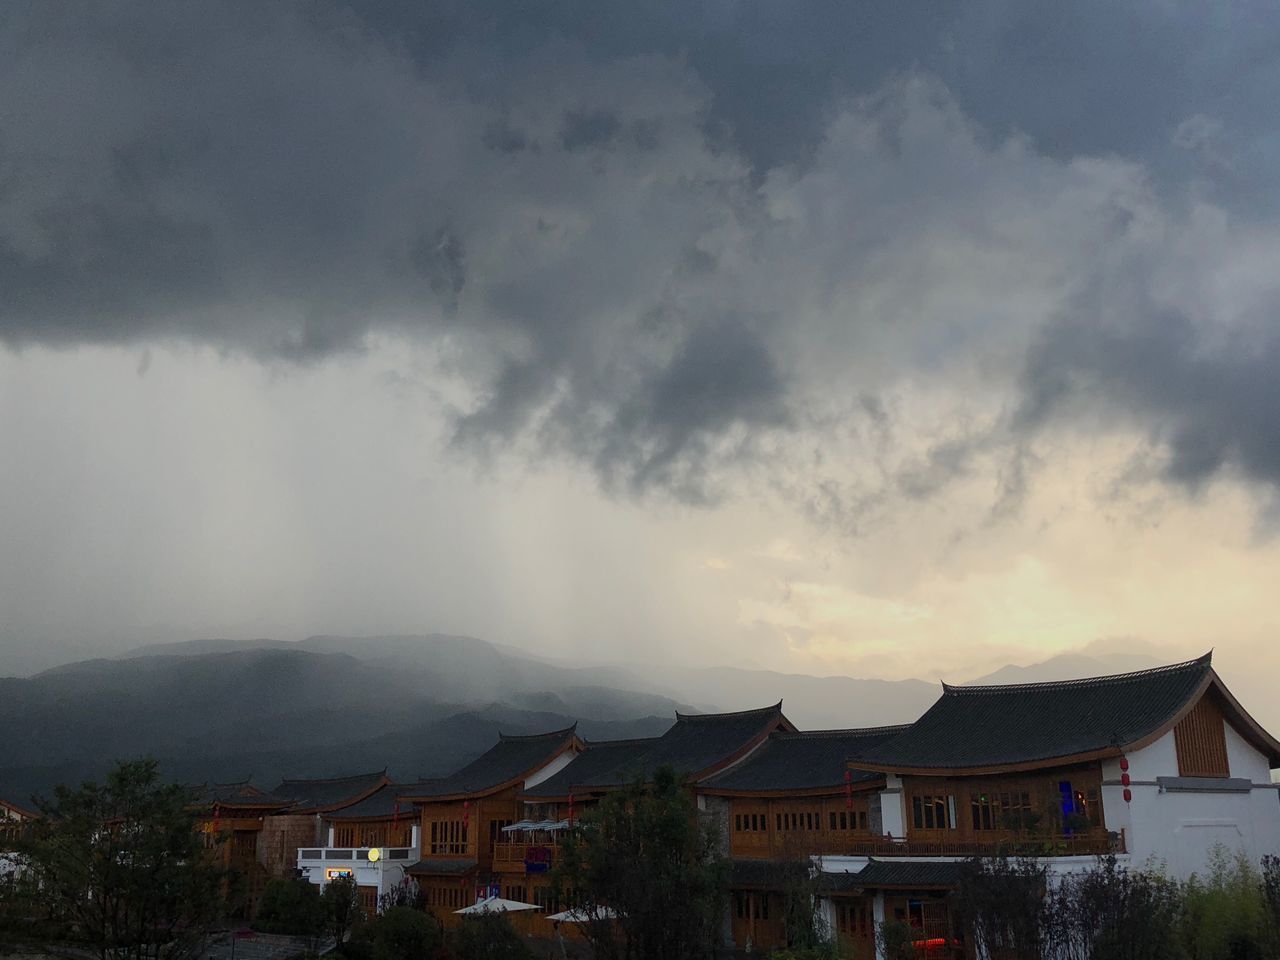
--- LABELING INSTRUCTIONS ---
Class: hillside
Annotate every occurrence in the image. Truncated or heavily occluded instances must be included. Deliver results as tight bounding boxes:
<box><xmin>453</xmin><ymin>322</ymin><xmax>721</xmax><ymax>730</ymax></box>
<box><xmin>0</xmin><ymin>640</ymin><xmax>680</xmax><ymax>803</ymax></box>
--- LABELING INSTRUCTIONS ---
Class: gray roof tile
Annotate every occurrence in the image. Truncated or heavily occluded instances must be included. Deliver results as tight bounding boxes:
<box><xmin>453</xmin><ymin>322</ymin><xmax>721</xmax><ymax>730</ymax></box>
<box><xmin>406</xmin><ymin>725</ymin><xmax>578</xmax><ymax>799</ymax></box>
<box><xmin>523</xmin><ymin>737</ymin><xmax>659</xmax><ymax>799</ymax></box>
<box><xmin>853</xmin><ymin>655</ymin><xmax>1214</xmax><ymax>771</ymax></box>
<box><xmin>704</xmin><ymin>727</ymin><xmax>907</xmax><ymax>792</ymax></box>
<box><xmin>271</xmin><ymin>770</ymin><xmax>388</xmax><ymax>811</ymax></box>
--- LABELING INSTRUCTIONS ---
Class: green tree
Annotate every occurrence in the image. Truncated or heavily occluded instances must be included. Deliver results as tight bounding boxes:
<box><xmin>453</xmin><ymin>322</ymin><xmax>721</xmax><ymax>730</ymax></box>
<box><xmin>952</xmin><ymin>855</ymin><xmax>1048</xmax><ymax>960</ymax></box>
<box><xmin>253</xmin><ymin>876</ymin><xmax>325</xmax><ymax>937</ymax></box>
<box><xmin>18</xmin><ymin>758</ymin><xmax>226</xmax><ymax>960</ymax></box>
<box><xmin>322</xmin><ymin>875</ymin><xmax>363</xmax><ymax>948</ymax></box>
<box><xmin>345</xmin><ymin>905</ymin><xmax>443</xmax><ymax>960</ymax></box>
<box><xmin>770</xmin><ymin>860</ymin><xmax>836</xmax><ymax>954</ymax></box>
<box><xmin>1048</xmin><ymin>855</ymin><xmax>1185</xmax><ymax>960</ymax></box>
<box><xmin>875</xmin><ymin>918</ymin><xmax>917</xmax><ymax>960</ymax></box>
<box><xmin>1182</xmin><ymin>847</ymin><xmax>1269</xmax><ymax>960</ymax></box>
<box><xmin>553</xmin><ymin>765</ymin><xmax>728</xmax><ymax>960</ymax></box>
<box><xmin>453</xmin><ymin>911</ymin><xmax>535</xmax><ymax>960</ymax></box>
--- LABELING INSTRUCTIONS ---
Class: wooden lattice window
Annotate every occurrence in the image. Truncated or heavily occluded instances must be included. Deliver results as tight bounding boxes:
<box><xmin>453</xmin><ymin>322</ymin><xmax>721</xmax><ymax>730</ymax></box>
<box><xmin>912</xmin><ymin>794</ymin><xmax>953</xmax><ymax>830</ymax></box>
<box><xmin>1175</xmin><ymin>695</ymin><xmax>1230</xmax><ymax>778</ymax></box>
<box><xmin>428</xmin><ymin>819</ymin><xmax>468</xmax><ymax>855</ymax></box>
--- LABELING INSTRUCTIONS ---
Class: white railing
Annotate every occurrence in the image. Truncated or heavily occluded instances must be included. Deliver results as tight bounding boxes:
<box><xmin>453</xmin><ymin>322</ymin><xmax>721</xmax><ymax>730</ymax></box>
<box><xmin>297</xmin><ymin>846</ymin><xmax>416</xmax><ymax>866</ymax></box>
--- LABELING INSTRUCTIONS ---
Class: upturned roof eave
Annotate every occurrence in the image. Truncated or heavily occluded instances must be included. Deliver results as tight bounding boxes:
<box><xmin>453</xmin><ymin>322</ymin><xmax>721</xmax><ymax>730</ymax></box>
<box><xmin>401</xmin><ymin>735</ymin><xmax>583</xmax><ymax>805</ymax></box>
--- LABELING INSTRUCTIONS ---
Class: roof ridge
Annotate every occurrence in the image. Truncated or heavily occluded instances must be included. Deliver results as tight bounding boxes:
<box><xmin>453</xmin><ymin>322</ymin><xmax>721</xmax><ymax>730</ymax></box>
<box><xmin>497</xmin><ymin>722</ymin><xmax>578</xmax><ymax>742</ymax></box>
<box><xmin>581</xmin><ymin>735</ymin><xmax>661</xmax><ymax>748</ymax></box>
<box><xmin>277</xmin><ymin>768</ymin><xmax>386</xmax><ymax>785</ymax></box>
<box><xmin>777</xmin><ymin>724</ymin><xmax>913</xmax><ymax>739</ymax></box>
<box><xmin>674</xmin><ymin>701</ymin><xmax>784</xmax><ymax>721</ymax></box>
<box><xmin>942</xmin><ymin>653</ymin><xmax>1212</xmax><ymax>696</ymax></box>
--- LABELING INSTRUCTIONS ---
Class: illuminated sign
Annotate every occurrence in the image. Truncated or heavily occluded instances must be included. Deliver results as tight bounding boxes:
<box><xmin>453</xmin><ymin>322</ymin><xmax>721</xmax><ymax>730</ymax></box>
<box><xmin>368</xmin><ymin>848</ymin><xmax>381</xmax><ymax>862</ymax></box>
<box><xmin>326</xmin><ymin>868</ymin><xmax>355</xmax><ymax>880</ymax></box>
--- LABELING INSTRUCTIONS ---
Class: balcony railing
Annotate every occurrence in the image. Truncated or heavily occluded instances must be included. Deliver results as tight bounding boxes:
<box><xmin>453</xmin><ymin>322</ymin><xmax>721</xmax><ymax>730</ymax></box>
<box><xmin>297</xmin><ymin>846</ymin><xmax>416</xmax><ymax>865</ymax></box>
<box><xmin>492</xmin><ymin>841</ymin><xmax>559</xmax><ymax>871</ymax></box>
<box><xmin>0</xmin><ymin>821</ymin><xmax>29</xmax><ymax>847</ymax></box>
<box><xmin>734</xmin><ymin>828</ymin><xmax>1124</xmax><ymax>860</ymax></box>
<box><xmin>843</xmin><ymin>829</ymin><xmax>1125</xmax><ymax>858</ymax></box>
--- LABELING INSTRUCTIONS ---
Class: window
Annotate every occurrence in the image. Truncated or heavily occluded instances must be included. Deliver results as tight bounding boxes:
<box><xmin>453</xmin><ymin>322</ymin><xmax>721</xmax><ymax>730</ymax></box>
<box><xmin>1175</xmin><ymin>696</ymin><xmax>1231</xmax><ymax>778</ymax></box>
<box><xmin>505</xmin><ymin>884</ymin><xmax>527</xmax><ymax>904</ymax></box>
<box><xmin>533</xmin><ymin>886</ymin><xmax>560</xmax><ymax>913</ymax></box>
<box><xmin>489</xmin><ymin>819</ymin><xmax>513</xmax><ymax>852</ymax></box>
<box><xmin>775</xmin><ymin>807</ymin><xmax>821</xmax><ymax>833</ymax></box>
<box><xmin>334</xmin><ymin>824</ymin><xmax>356</xmax><ymax>847</ymax></box>
<box><xmin>734</xmin><ymin>892</ymin><xmax>769</xmax><ymax>920</ymax></box>
<box><xmin>836</xmin><ymin>902</ymin><xmax>871</xmax><ymax>938</ymax></box>
<box><xmin>428</xmin><ymin>820</ymin><xmax>468</xmax><ymax>855</ymax></box>
<box><xmin>734</xmin><ymin>811</ymin><xmax>767</xmax><ymax>833</ymax></box>
<box><xmin>427</xmin><ymin>885</ymin><xmax>466</xmax><ymax>909</ymax></box>
<box><xmin>968</xmin><ymin>787</ymin><xmax>1037</xmax><ymax>832</ymax></box>
<box><xmin>971</xmin><ymin>793</ymin><xmax>998</xmax><ymax>831</ymax></box>
<box><xmin>912</xmin><ymin>794</ymin><xmax>952</xmax><ymax>830</ymax></box>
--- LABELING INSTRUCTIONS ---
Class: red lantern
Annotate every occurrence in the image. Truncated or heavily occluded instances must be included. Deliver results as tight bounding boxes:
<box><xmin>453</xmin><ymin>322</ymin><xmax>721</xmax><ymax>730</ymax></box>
<box><xmin>1123</xmin><ymin>788</ymin><xmax>1132</xmax><ymax>804</ymax></box>
<box><xmin>1119</xmin><ymin>757</ymin><xmax>1130</xmax><ymax>772</ymax></box>
<box><xmin>844</xmin><ymin>769</ymin><xmax>853</xmax><ymax>811</ymax></box>
<box><xmin>1121</xmin><ymin>773</ymin><xmax>1130</xmax><ymax>787</ymax></box>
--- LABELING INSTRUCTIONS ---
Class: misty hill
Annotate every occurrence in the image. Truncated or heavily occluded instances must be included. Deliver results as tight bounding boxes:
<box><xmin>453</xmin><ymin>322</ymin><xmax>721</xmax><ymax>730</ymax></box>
<box><xmin>123</xmin><ymin>633</ymin><xmax>948</xmax><ymax>729</ymax></box>
<box><xmin>2</xmin><ymin>632</ymin><xmax>1169</xmax><ymax>804</ymax></box>
<box><xmin>0</xmin><ymin>641</ymin><xmax>681</xmax><ymax>803</ymax></box>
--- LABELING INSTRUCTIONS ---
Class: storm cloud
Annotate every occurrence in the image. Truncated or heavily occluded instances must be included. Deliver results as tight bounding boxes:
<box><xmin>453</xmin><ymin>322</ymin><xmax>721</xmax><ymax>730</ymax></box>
<box><xmin>3</xmin><ymin>0</ymin><xmax>1280</xmax><ymax>503</ymax></box>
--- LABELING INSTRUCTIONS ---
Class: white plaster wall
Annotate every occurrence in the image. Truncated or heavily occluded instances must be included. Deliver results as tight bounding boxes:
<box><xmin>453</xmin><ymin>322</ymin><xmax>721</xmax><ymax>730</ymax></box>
<box><xmin>1106</xmin><ymin>728</ymin><xmax>1280</xmax><ymax>880</ymax></box>
<box><xmin>880</xmin><ymin>775</ymin><xmax>906</xmax><ymax>837</ymax></box>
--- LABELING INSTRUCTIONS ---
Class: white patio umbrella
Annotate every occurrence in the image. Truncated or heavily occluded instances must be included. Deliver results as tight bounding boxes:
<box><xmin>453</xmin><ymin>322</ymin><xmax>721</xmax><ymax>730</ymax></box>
<box><xmin>545</xmin><ymin>906</ymin><xmax>618</xmax><ymax>922</ymax></box>
<box><xmin>454</xmin><ymin>896</ymin><xmax>542</xmax><ymax>915</ymax></box>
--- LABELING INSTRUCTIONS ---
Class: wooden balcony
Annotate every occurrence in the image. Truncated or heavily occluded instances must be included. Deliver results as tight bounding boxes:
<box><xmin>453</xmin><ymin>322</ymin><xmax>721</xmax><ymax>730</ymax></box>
<box><xmin>492</xmin><ymin>841</ymin><xmax>558</xmax><ymax>872</ymax></box>
<box><xmin>734</xmin><ymin>828</ymin><xmax>1124</xmax><ymax>860</ymax></box>
<box><xmin>0</xmin><ymin>821</ymin><xmax>29</xmax><ymax>847</ymax></box>
<box><xmin>844</xmin><ymin>829</ymin><xmax>1125</xmax><ymax>858</ymax></box>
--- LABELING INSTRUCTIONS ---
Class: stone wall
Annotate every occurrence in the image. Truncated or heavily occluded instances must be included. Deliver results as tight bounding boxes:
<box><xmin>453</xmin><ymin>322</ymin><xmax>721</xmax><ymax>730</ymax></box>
<box><xmin>257</xmin><ymin>813</ymin><xmax>324</xmax><ymax>879</ymax></box>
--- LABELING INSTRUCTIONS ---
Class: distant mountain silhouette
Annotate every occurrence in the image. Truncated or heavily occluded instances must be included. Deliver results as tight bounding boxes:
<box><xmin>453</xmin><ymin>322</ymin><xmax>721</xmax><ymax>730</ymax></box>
<box><xmin>0</xmin><ymin>638</ymin><xmax>681</xmax><ymax>803</ymax></box>
<box><xmin>966</xmin><ymin>652</ymin><xmax>1164</xmax><ymax>686</ymax></box>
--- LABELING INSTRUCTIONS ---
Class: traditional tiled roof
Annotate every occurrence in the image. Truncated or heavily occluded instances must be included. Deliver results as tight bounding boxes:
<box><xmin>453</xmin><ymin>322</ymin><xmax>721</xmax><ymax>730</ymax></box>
<box><xmin>729</xmin><ymin>859</ymin><xmax>809</xmax><ymax>889</ymax></box>
<box><xmin>523</xmin><ymin>737</ymin><xmax>660</xmax><ymax>799</ymax></box>
<box><xmin>326</xmin><ymin>782</ymin><xmax>433</xmax><ymax>820</ymax></box>
<box><xmin>702</xmin><ymin>726</ymin><xmax>907</xmax><ymax>793</ymax></box>
<box><xmin>192</xmin><ymin>779</ymin><xmax>292</xmax><ymax>809</ymax></box>
<box><xmin>406</xmin><ymin>858</ymin><xmax>478</xmax><ymax>876</ymax></box>
<box><xmin>271</xmin><ymin>769</ymin><xmax>389</xmax><ymax>812</ymax></box>
<box><xmin>820</xmin><ymin>860</ymin><xmax>964</xmax><ymax>891</ymax></box>
<box><xmin>566</xmin><ymin>704</ymin><xmax>793</xmax><ymax>789</ymax></box>
<box><xmin>0</xmin><ymin>796</ymin><xmax>39</xmax><ymax>819</ymax></box>
<box><xmin>403</xmin><ymin>726</ymin><xmax>580</xmax><ymax>801</ymax></box>
<box><xmin>852</xmin><ymin>654</ymin><xmax>1216</xmax><ymax>773</ymax></box>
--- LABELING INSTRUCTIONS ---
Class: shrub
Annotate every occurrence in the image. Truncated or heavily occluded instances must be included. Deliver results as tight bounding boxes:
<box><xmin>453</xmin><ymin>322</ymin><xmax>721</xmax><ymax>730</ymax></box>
<box><xmin>1182</xmin><ymin>847</ymin><xmax>1269</xmax><ymax>960</ymax></box>
<box><xmin>254</xmin><ymin>877</ymin><xmax>325</xmax><ymax>936</ymax></box>
<box><xmin>1048</xmin><ymin>855</ymin><xmax>1185</xmax><ymax>960</ymax></box>
<box><xmin>349</xmin><ymin>906</ymin><xmax>443</xmax><ymax>960</ymax></box>
<box><xmin>876</xmin><ymin>918</ymin><xmax>917</xmax><ymax>960</ymax></box>
<box><xmin>452</xmin><ymin>911</ymin><xmax>535</xmax><ymax>960</ymax></box>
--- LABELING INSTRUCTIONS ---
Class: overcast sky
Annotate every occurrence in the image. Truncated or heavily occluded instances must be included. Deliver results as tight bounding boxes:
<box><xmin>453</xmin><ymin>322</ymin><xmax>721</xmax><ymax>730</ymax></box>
<box><xmin>3</xmin><ymin>2</ymin><xmax>1280</xmax><ymax>721</ymax></box>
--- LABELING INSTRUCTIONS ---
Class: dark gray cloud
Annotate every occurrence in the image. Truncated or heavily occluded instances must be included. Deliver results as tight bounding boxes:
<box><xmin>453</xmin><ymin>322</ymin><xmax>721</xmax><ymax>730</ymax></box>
<box><xmin>2</xmin><ymin>0</ymin><xmax>1280</xmax><ymax>505</ymax></box>
<box><xmin>1019</xmin><ymin>305</ymin><xmax>1280</xmax><ymax>491</ymax></box>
